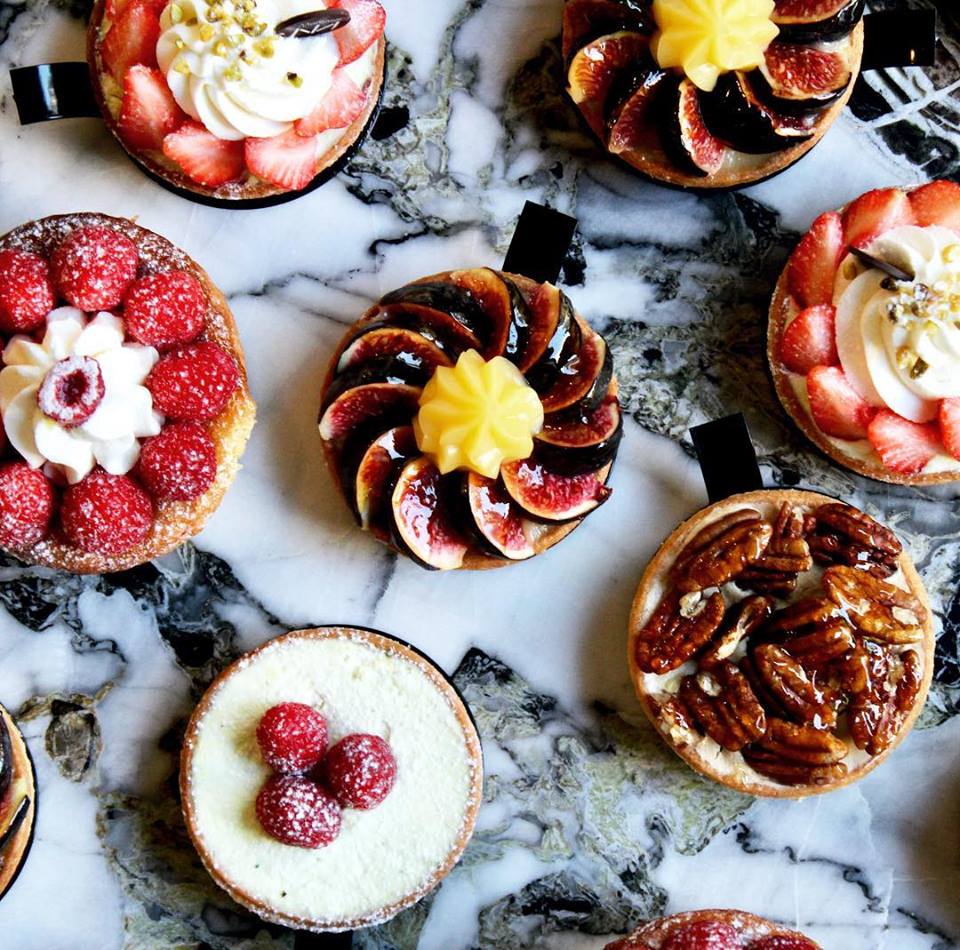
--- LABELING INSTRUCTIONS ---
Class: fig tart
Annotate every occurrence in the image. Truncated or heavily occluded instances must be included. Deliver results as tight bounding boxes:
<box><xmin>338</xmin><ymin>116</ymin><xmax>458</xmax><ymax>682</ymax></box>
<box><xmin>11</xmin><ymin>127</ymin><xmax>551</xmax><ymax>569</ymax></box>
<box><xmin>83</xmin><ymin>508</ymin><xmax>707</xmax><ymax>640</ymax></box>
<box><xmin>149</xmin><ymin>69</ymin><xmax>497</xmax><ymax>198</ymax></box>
<box><xmin>0</xmin><ymin>703</ymin><xmax>36</xmax><ymax>901</ymax></box>
<box><xmin>181</xmin><ymin>626</ymin><xmax>483</xmax><ymax>932</ymax></box>
<box><xmin>563</xmin><ymin>0</ymin><xmax>863</xmax><ymax>189</ymax></box>
<box><xmin>628</xmin><ymin>489</ymin><xmax>933</xmax><ymax>797</ymax></box>
<box><xmin>0</xmin><ymin>213</ymin><xmax>255</xmax><ymax>573</ymax></box>
<box><xmin>318</xmin><ymin>269</ymin><xmax>621</xmax><ymax>570</ymax></box>
<box><xmin>770</xmin><ymin>180</ymin><xmax>960</xmax><ymax>484</ymax></box>
<box><xmin>88</xmin><ymin>0</ymin><xmax>386</xmax><ymax>204</ymax></box>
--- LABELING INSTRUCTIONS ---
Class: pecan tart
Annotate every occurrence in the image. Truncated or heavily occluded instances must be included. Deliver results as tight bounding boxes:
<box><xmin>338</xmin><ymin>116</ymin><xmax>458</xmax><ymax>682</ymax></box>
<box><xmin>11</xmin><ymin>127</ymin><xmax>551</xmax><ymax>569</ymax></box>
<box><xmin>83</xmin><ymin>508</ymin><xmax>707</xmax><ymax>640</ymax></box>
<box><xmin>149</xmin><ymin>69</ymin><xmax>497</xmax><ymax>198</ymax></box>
<box><xmin>628</xmin><ymin>489</ymin><xmax>933</xmax><ymax>797</ymax></box>
<box><xmin>0</xmin><ymin>703</ymin><xmax>36</xmax><ymax>900</ymax></box>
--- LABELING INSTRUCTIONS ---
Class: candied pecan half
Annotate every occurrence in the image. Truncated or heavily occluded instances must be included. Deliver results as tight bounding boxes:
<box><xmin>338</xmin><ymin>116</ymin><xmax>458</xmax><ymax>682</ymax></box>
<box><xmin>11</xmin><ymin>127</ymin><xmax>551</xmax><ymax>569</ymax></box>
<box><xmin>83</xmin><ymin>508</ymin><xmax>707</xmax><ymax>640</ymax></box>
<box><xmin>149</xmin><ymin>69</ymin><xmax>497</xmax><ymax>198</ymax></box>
<box><xmin>755</xmin><ymin>717</ymin><xmax>847</xmax><ymax>767</ymax></box>
<box><xmin>809</xmin><ymin>503</ymin><xmax>901</xmax><ymax>579</ymax></box>
<box><xmin>743</xmin><ymin>747</ymin><xmax>848</xmax><ymax>787</ymax></box>
<box><xmin>652</xmin><ymin>694</ymin><xmax>699</xmax><ymax>747</ymax></box>
<box><xmin>736</xmin><ymin>504</ymin><xmax>813</xmax><ymax>596</ymax></box>
<box><xmin>752</xmin><ymin>643</ymin><xmax>837</xmax><ymax>728</ymax></box>
<box><xmin>759</xmin><ymin>597</ymin><xmax>842</xmax><ymax>640</ymax></box>
<box><xmin>678</xmin><ymin>663</ymin><xmax>766</xmax><ymax>752</ymax></box>
<box><xmin>849</xmin><ymin>646</ymin><xmax>923</xmax><ymax>755</ymax></box>
<box><xmin>676</xmin><ymin>519</ymin><xmax>773</xmax><ymax>593</ymax></box>
<box><xmin>671</xmin><ymin>508</ymin><xmax>762</xmax><ymax>580</ymax></box>
<box><xmin>633</xmin><ymin>591</ymin><xmax>726</xmax><ymax>674</ymax></box>
<box><xmin>781</xmin><ymin>619</ymin><xmax>856</xmax><ymax>670</ymax></box>
<box><xmin>699</xmin><ymin>594</ymin><xmax>773</xmax><ymax>667</ymax></box>
<box><xmin>822</xmin><ymin>566</ymin><xmax>926</xmax><ymax>644</ymax></box>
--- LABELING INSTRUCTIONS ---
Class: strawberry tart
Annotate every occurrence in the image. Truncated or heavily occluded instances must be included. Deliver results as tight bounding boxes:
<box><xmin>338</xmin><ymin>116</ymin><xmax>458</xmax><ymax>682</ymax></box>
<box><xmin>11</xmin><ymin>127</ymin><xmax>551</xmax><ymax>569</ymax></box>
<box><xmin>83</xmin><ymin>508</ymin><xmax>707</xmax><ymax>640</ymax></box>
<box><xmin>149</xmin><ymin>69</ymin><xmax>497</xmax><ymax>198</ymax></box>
<box><xmin>88</xmin><ymin>0</ymin><xmax>386</xmax><ymax>205</ymax></box>
<box><xmin>0</xmin><ymin>213</ymin><xmax>255</xmax><ymax>572</ymax></box>
<box><xmin>770</xmin><ymin>181</ymin><xmax>960</xmax><ymax>484</ymax></box>
<box><xmin>0</xmin><ymin>703</ymin><xmax>36</xmax><ymax>901</ymax></box>
<box><xmin>605</xmin><ymin>909</ymin><xmax>820</xmax><ymax>949</ymax></box>
<box><xmin>180</xmin><ymin>626</ymin><xmax>483</xmax><ymax>932</ymax></box>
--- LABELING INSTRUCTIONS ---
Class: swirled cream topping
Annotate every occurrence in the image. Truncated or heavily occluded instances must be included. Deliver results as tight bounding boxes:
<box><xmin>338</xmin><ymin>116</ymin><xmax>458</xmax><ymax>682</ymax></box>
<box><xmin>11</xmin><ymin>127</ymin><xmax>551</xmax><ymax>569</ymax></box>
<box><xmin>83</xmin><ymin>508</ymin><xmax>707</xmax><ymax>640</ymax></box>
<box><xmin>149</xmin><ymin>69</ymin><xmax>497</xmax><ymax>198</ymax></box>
<box><xmin>0</xmin><ymin>309</ymin><xmax>162</xmax><ymax>484</ymax></box>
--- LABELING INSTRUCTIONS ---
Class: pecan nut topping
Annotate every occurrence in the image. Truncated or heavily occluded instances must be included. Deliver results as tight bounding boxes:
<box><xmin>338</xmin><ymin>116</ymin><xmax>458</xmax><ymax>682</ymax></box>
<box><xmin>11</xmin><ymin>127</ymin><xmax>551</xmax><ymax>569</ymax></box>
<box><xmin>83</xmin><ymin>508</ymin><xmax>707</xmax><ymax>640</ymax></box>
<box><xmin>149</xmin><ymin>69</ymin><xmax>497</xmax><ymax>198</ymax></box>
<box><xmin>736</xmin><ymin>504</ymin><xmax>813</xmax><ymax>596</ymax></box>
<box><xmin>849</xmin><ymin>646</ymin><xmax>923</xmax><ymax>755</ymax></box>
<box><xmin>679</xmin><ymin>662</ymin><xmax>766</xmax><ymax>752</ymax></box>
<box><xmin>759</xmin><ymin>596</ymin><xmax>842</xmax><ymax>640</ymax></box>
<box><xmin>676</xmin><ymin>519</ymin><xmax>773</xmax><ymax>593</ymax></box>
<box><xmin>823</xmin><ymin>565</ymin><xmax>926</xmax><ymax>644</ymax></box>
<box><xmin>742</xmin><ymin>747</ymin><xmax>848</xmax><ymax>787</ymax></box>
<box><xmin>751</xmin><ymin>643</ymin><xmax>837</xmax><ymax>728</ymax></box>
<box><xmin>809</xmin><ymin>503</ymin><xmax>901</xmax><ymax>578</ymax></box>
<box><xmin>779</xmin><ymin>619</ymin><xmax>856</xmax><ymax>670</ymax></box>
<box><xmin>634</xmin><ymin>591</ymin><xmax>726</xmax><ymax>674</ymax></box>
<box><xmin>671</xmin><ymin>508</ymin><xmax>762</xmax><ymax>580</ymax></box>
<box><xmin>755</xmin><ymin>717</ymin><xmax>848</xmax><ymax>766</ymax></box>
<box><xmin>699</xmin><ymin>595</ymin><xmax>773</xmax><ymax>667</ymax></box>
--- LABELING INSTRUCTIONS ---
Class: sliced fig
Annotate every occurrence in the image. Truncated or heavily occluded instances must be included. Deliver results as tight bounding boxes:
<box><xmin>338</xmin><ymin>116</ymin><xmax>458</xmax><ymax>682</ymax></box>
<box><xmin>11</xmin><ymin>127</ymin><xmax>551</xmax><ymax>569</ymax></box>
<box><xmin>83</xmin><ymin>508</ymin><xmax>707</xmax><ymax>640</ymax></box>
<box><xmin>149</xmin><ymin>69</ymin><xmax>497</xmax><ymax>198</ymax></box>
<box><xmin>500</xmin><ymin>458</ymin><xmax>611</xmax><ymax>523</ymax></box>
<box><xmin>390</xmin><ymin>457</ymin><xmax>469</xmax><ymax>570</ymax></box>
<box><xmin>380</xmin><ymin>282</ymin><xmax>486</xmax><ymax>340</ymax></box>
<box><xmin>460</xmin><ymin>472</ymin><xmax>535</xmax><ymax>560</ymax></box>
<box><xmin>659</xmin><ymin>77</ymin><xmax>726</xmax><ymax>176</ymax></box>
<box><xmin>357</xmin><ymin>304</ymin><xmax>481</xmax><ymax>355</ymax></box>
<box><xmin>448</xmin><ymin>268</ymin><xmax>530</xmax><ymax>361</ymax></box>
<box><xmin>606</xmin><ymin>57</ymin><xmax>670</xmax><ymax>155</ymax></box>
<box><xmin>319</xmin><ymin>382</ymin><xmax>421</xmax><ymax>452</ymax></box>
<box><xmin>535</xmin><ymin>395</ymin><xmax>623</xmax><ymax>474</ymax></box>
<box><xmin>354</xmin><ymin>426</ymin><xmax>419</xmax><ymax>540</ymax></box>
<box><xmin>0</xmin><ymin>713</ymin><xmax>11</xmax><ymax>802</ymax></box>
<box><xmin>562</xmin><ymin>0</ymin><xmax>653</xmax><ymax>62</ymax></box>
<box><xmin>514</xmin><ymin>282</ymin><xmax>582</xmax><ymax>384</ymax></box>
<box><xmin>539</xmin><ymin>323</ymin><xmax>612</xmax><ymax>414</ymax></box>
<box><xmin>750</xmin><ymin>39</ymin><xmax>854</xmax><ymax>115</ymax></box>
<box><xmin>773</xmin><ymin>0</ymin><xmax>864</xmax><ymax>44</ymax></box>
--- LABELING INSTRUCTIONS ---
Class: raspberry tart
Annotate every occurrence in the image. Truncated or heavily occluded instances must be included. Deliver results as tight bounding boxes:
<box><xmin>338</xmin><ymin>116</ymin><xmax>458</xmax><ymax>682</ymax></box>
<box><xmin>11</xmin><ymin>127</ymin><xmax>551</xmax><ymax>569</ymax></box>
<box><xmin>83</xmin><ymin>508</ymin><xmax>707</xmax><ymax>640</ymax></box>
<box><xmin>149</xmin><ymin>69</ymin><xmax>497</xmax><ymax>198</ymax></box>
<box><xmin>606</xmin><ymin>909</ymin><xmax>820</xmax><ymax>949</ymax></box>
<box><xmin>318</xmin><ymin>269</ymin><xmax>621</xmax><ymax>570</ymax></box>
<box><xmin>180</xmin><ymin>626</ymin><xmax>483</xmax><ymax>932</ymax></box>
<box><xmin>0</xmin><ymin>213</ymin><xmax>255</xmax><ymax>572</ymax></box>
<box><xmin>88</xmin><ymin>0</ymin><xmax>386</xmax><ymax>205</ymax></box>
<box><xmin>628</xmin><ymin>489</ymin><xmax>933</xmax><ymax>797</ymax></box>
<box><xmin>563</xmin><ymin>0</ymin><xmax>863</xmax><ymax>189</ymax></box>
<box><xmin>0</xmin><ymin>703</ymin><xmax>36</xmax><ymax>901</ymax></box>
<box><xmin>770</xmin><ymin>181</ymin><xmax>960</xmax><ymax>484</ymax></box>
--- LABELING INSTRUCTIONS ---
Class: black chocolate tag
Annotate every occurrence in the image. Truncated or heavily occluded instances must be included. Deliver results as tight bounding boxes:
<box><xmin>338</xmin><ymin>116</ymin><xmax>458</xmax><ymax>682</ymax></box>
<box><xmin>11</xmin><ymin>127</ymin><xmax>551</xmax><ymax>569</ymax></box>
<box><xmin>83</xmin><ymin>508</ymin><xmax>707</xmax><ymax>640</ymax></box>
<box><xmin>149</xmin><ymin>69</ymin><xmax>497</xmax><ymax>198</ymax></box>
<box><xmin>11</xmin><ymin>63</ymin><xmax>100</xmax><ymax>125</ymax></box>
<box><xmin>690</xmin><ymin>414</ymin><xmax>763</xmax><ymax>503</ymax></box>
<box><xmin>293</xmin><ymin>928</ymin><xmax>352</xmax><ymax>947</ymax></box>
<box><xmin>861</xmin><ymin>10</ymin><xmax>937</xmax><ymax>71</ymax></box>
<box><xmin>502</xmin><ymin>201</ymin><xmax>577</xmax><ymax>285</ymax></box>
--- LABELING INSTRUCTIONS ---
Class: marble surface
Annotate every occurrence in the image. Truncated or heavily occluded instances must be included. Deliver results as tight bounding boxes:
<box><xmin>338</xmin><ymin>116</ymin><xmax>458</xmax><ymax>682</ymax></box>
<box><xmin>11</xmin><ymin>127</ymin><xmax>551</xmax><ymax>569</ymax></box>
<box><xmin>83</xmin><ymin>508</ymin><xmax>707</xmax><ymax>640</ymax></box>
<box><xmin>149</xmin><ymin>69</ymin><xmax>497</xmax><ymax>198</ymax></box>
<box><xmin>0</xmin><ymin>0</ymin><xmax>959</xmax><ymax>948</ymax></box>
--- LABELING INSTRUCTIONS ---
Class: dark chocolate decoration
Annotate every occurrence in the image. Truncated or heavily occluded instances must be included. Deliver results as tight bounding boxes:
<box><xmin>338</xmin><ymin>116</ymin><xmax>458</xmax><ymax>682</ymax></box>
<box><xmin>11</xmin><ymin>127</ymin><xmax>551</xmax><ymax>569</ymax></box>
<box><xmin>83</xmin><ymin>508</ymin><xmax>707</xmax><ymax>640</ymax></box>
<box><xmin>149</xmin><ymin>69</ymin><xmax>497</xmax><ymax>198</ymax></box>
<box><xmin>861</xmin><ymin>10</ymin><xmax>937</xmax><ymax>72</ymax></box>
<box><xmin>503</xmin><ymin>201</ymin><xmax>578</xmax><ymax>285</ymax></box>
<box><xmin>276</xmin><ymin>8</ymin><xmax>351</xmax><ymax>38</ymax></box>
<box><xmin>849</xmin><ymin>246</ymin><xmax>914</xmax><ymax>283</ymax></box>
<box><xmin>690</xmin><ymin>414</ymin><xmax>763</xmax><ymax>503</ymax></box>
<box><xmin>293</xmin><ymin>931</ymin><xmax>353</xmax><ymax>948</ymax></box>
<box><xmin>10</xmin><ymin>63</ymin><xmax>100</xmax><ymax>125</ymax></box>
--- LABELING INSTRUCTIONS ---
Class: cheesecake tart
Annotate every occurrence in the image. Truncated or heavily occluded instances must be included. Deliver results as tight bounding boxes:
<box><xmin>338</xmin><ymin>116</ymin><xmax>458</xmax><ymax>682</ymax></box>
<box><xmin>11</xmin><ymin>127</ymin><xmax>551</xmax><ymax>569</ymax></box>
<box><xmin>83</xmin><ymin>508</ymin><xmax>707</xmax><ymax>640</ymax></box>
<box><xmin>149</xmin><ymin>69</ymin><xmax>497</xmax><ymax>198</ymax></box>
<box><xmin>628</xmin><ymin>489</ymin><xmax>933</xmax><ymax>797</ymax></box>
<box><xmin>180</xmin><ymin>626</ymin><xmax>483</xmax><ymax>932</ymax></box>
<box><xmin>88</xmin><ymin>0</ymin><xmax>386</xmax><ymax>204</ymax></box>
<box><xmin>318</xmin><ymin>268</ymin><xmax>621</xmax><ymax>570</ymax></box>
<box><xmin>605</xmin><ymin>909</ymin><xmax>819</xmax><ymax>949</ymax></box>
<box><xmin>0</xmin><ymin>213</ymin><xmax>255</xmax><ymax>572</ymax></box>
<box><xmin>563</xmin><ymin>0</ymin><xmax>863</xmax><ymax>189</ymax></box>
<box><xmin>0</xmin><ymin>703</ymin><xmax>37</xmax><ymax>900</ymax></box>
<box><xmin>770</xmin><ymin>180</ymin><xmax>960</xmax><ymax>484</ymax></box>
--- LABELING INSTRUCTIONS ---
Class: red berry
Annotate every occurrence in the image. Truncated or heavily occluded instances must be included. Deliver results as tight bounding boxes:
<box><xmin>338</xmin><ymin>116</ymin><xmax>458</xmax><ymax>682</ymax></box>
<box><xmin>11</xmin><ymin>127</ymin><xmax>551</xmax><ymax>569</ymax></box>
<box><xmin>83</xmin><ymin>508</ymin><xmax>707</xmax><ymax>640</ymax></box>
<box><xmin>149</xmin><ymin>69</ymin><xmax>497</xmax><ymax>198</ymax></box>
<box><xmin>806</xmin><ymin>365</ymin><xmax>876</xmax><ymax>440</ymax></box>
<box><xmin>0</xmin><ymin>249</ymin><xmax>55</xmax><ymax>332</ymax></box>
<box><xmin>163</xmin><ymin>121</ymin><xmax>246</xmax><ymax>188</ymax></box>
<box><xmin>244</xmin><ymin>128</ymin><xmax>320</xmax><ymax>192</ymax></box>
<box><xmin>100</xmin><ymin>0</ymin><xmax>161</xmax><ymax>81</ymax></box>
<box><xmin>748</xmin><ymin>937</ymin><xmax>818</xmax><ymax>950</ymax></box>
<box><xmin>867</xmin><ymin>409</ymin><xmax>941</xmax><ymax>476</ymax></box>
<box><xmin>0</xmin><ymin>463</ymin><xmax>55</xmax><ymax>548</ymax></box>
<box><xmin>256</xmin><ymin>702</ymin><xmax>328</xmax><ymax>774</ymax></box>
<box><xmin>37</xmin><ymin>356</ymin><xmax>105</xmax><ymax>427</ymax></box>
<box><xmin>118</xmin><ymin>65</ymin><xmax>187</xmax><ymax>153</ymax></box>
<box><xmin>51</xmin><ymin>226</ymin><xmax>139</xmax><ymax>312</ymax></box>
<box><xmin>778</xmin><ymin>304</ymin><xmax>838</xmax><ymax>375</ymax></box>
<box><xmin>294</xmin><ymin>69</ymin><xmax>367</xmax><ymax>137</ymax></box>
<box><xmin>940</xmin><ymin>397</ymin><xmax>960</xmax><ymax>461</ymax></box>
<box><xmin>323</xmin><ymin>733</ymin><xmax>397</xmax><ymax>809</ymax></box>
<box><xmin>330</xmin><ymin>0</ymin><xmax>386</xmax><ymax>65</ymax></box>
<box><xmin>124</xmin><ymin>270</ymin><xmax>205</xmax><ymax>348</ymax></box>
<box><xmin>786</xmin><ymin>211</ymin><xmax>844</xmax><ymax>308</ymax></box>
<box><xmin>663</xmin><ymin>920</ymin><xmax>738</xmax><ymax>950</ymax></box>
<box><xmin>60</xmin><ymin>469</ymin><xmax>153</xmax><ymax>555</ymax></box>
<box><xmin>146</xmin><ymin>342</ymin><xmax>239</xmax><ymax>421</ymax></box>
<box><xmin>137</xmin><ymin>422</ymin><xmax>217</xmax><ymax>501</ymax></box>
<box><xmin>255</xmin><ymin>775</ymin><xmax>341</xmax><ymax>848</ymax></box>
<box><xmin>909</xmin><ymin>180</ymin><xmax>960</xmax><ymax>230</ymax></box>
<box><xmin>842</xmin><ymin>187</ymin><xmax>915</xmax><ymax>249</ymax></box>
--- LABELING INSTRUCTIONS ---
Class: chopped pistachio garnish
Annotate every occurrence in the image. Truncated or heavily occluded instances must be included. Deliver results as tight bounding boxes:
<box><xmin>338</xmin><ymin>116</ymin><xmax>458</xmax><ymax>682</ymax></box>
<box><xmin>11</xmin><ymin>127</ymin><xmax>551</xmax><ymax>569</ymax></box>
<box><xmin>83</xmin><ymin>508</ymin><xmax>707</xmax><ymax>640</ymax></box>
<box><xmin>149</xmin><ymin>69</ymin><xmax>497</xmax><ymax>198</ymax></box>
<box><xmin>173</xmin><ymin>60</ymin><xmax>191</xmax><ymax>75</ymax></box>
<box><xmin>896</xmin><ymin>346</ymin><xmax>914</xmax><ymax>371</ymax></box>
<box><xmin>207</xmin><ymin>4</ymin><xmax>223</xmax><ymax>20</ymax></box>
<box><xmin>199</xmin><ymin>22</ymin><xmax>215</xmax><ymax>40</ymax></box>
<box><xmin>910</xmin><ymin>356</ymin><xmax>929</xmax><ymax>379</ymax></box>
<box><xmin>186</xmin><ymin>15</ymin><xmax>198</xmax><ymax>24</ymax></box>
<box><xmin>224</xmin><ymin>64</ymin><xmax>242</xmax><ymax>81</ymax></box>
<box><xmin>286</xmin><ymin>71</ymin><xmax>303</xmax><ymax>87</ymax></box>
<box><xmin>213</xmin><ymin>38</ymin><xmax>230</xmax><ymax>56</ymax></box>
<box><xmin>253</xmin><ymin>35</ymin><xmax>275</xmax><ymax>56</ymax></box>
<box><xmin>944</xmin><ymin>243</ymin><xmax>960</xmax><ymax>263</ymax></box>
<box><xmin>227</xmin><ymin>32</ymin><xmax>244</xmax><ymax>46</ymax></box>
<box><xmin>174</xmin><ymin>36</ymin><xmax>186</xmax><ymax>48</ymax></box>
<box><xmin>169</xmin><ymin>2</ymin><xmax>183</xmax><ymax>22</ymax></box>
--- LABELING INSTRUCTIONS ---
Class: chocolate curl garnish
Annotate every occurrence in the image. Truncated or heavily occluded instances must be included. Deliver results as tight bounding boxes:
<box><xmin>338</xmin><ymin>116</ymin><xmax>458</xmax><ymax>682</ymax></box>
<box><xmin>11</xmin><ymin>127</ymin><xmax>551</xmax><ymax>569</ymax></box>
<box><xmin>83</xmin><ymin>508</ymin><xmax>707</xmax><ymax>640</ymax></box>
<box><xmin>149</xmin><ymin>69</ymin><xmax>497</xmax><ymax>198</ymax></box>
<box><xmin>691</xmin><ymin>414</ymin><xmax>763</xmax><ymax>503</ymax></box>
<box><xmin>849</xmin><ymin>246</ymin><xmax>914</xmax><ymax>283</ymax></box>
<box><xmin>503</xmin><ymin>201</ymin><xmax>578</xmax><ymax>285</ymax></box>
<box><xmin>275</xmin><ymin>8</ymin><xmax>350</xmax><ymax>37</ymax></box>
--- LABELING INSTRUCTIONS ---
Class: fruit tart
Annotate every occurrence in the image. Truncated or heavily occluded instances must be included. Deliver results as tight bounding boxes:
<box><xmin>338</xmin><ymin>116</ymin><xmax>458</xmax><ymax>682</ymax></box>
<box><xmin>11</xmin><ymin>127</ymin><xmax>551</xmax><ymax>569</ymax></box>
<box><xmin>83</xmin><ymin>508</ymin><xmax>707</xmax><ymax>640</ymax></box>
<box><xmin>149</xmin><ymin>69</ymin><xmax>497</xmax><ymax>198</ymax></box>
<box><xmin>770</xmin><ymin>181</ymin><xmax>960</xmax><ymax>484</ymax></box>
<box><xmin>88</xmin><ymin>0</ymin><xmax>386</xmax><ymax>205</ymax></box>
<box><xmin>563</xmin><ymin>0</ymin><xmax>864</xmax><ymax>188</ymax></box>
<box><xmin>0</xmin><ymin>703</ymin><xmax>36</xmax><ymax>900</ymax></box>
<box><xmin>0</xmin><ymin>213</ymin><xmax>255</xmax><ymax>573</ymax></box>
<box><xmin>606</xmin><ymin>909</ymin><xmax>820</xmax><ymax>949</ymax></box>
<box><xmin>628</xmin><ymin>489</ymin><xmax>933</xmax><ymax>797</ymax></box>
<box><xmin>318</xmin><ymin>269</ymin><xmax>622</xmax><ymax>570</ymax></box>
<box><xmin>181</xmin><ymin>626</ymin><xmax>483</xmax><ymax>931</ymax></box>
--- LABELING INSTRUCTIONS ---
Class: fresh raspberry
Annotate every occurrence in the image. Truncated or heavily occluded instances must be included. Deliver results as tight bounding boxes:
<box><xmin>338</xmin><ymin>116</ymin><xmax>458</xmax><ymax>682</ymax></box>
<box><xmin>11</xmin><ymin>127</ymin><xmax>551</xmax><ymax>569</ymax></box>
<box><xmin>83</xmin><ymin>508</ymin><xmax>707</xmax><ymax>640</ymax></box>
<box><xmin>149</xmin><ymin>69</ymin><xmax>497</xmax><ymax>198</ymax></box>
<box><xmin>255</xmin><ymin>774</ymin><xmax>341</xmax><ymax>848</ymax></box>
<box><xmin>256</xmin><ymin>702</ymin><xmax>328</xmax><ymax>774</ymax></box>
<box><xmin>323</xmin><ymin>733</ymin><xmax>397</xmax><ymax>809</ymax></box>
<box><xmin>60</xmin><ymin>469</ymin><xmax>153</xmax><ymax>555</ymax></box>
<box><xmin>663</xmin><ymin>920</ymin><xmax>739</xmax><ymax>950</ymax></box>
<box><xmin>137</xmin><ymin>422</ymin><xmax>217</xmax><ymax>502</ymax></box>
<box><xmin>146</xmin><ymin>342</ymin><xmax>239</xmax><ymax>421</ymax></box>
<box><xmin>37</xmin><ymin>356</ymin><xmax>105</xmax><ymax>427</ymax></box>
<box><xmin>124</xmin><ymin>271</ymin><xmax>206</xmax><ymax>349</ymax></box>
<box><xmin>51</xmin><ymin>226</ymin><xmax>139</xmax><ymax>311</ymax></box>
<box><xmin>0</xmin><ymin>249</ymin><xmax>55</xmax><ymax>332</ymax></box>
<box><xmin>748</xmin><ymin>937</ymin><xmax>818</xmax><ymax>950</ymax></box>
<box><xmin>0</xmin><ymin>463</ymin><xmax>55</xmax><ymax>548</ymax></box>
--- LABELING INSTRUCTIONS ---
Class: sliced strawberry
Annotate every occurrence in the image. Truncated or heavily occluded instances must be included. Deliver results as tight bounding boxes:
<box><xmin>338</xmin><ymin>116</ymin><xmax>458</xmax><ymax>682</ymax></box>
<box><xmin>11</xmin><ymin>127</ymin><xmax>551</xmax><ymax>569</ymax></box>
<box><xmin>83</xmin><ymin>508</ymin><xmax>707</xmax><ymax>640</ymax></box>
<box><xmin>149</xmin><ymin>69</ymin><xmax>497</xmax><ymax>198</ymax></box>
<box><xmin>663</xmin><ymin>920</ymin><xmax>737</xmax><ymax>950</ymax></box>
<box><xmin>909</xmin><ymin>180</ymin><xmax>960</xmax><ymax>231</ymax></box>
<box><xmin>294</xmin><ymin>69</ymin><xmax>367</xmax><ymax>137</ymax></box>
<box><xmin>807</xmin><ymin>365</ymin><xmax>875</xmax><ymax>439</ymax></box>
<box><xmin>105</xmin><ymin>0</ymin><xmax>165</xmax><ymax>23</ymax></box>
<box><xmin>163</xmin><ymin>121</ymin><xmax>245</xmax><ymax>188</ymax></box>
<box><xmin>939</xmin><ymin>397</ymin><xmax>960</xmax><ymax>460</ymax></box>
<box><xmin>330</xmin><ymin>0</ymin><xmax>385</xmax><ymax>65</ymax></box>
<box><xmin>779</xmin><ymin>303</ymin><xmax>838</xmax><ymax>375</ymax></box>
<box><xmin>244</xmin><ymin>129</ymin><xmax>318</xmax><ymax>191</ymax></box>
<box><xmin>100</xmin><ymin>0</ymin><xmax>161</xmax><ymax>81</ymax></box>
<box><xmin>118</xmin><ymin>65</ymin><xmax>186</xmax><ymax>152</ymax></box>
<box><xmin>786</xmin><ymin>211</ymin><xmax>844</xmax><ymax>307</ymax></box>
<box><xmin>868</xmin><ymin>409</ymin><xmax>941</xmax><ymax>475</ymax></box>
<box><xmin>842</xmin><ymin>187</ymin><xmax>916</xmax><ymax>248</ymax></box>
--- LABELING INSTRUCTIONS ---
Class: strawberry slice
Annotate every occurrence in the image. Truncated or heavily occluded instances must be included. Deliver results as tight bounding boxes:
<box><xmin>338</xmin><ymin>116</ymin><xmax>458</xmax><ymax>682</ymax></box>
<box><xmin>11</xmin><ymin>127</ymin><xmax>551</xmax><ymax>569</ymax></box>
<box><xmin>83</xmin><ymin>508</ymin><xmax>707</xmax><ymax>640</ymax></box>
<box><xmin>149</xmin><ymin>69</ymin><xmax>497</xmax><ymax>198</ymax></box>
<box><xmin>909</xmin><ymin>180</ymin><xmax>960</xmax><ymax>231</ymax></box>
<box><xmin>940</xmin><ymin>398</ymin><xmax>960</xmax><ymax>460</ymax></box>
<box><xmin>100</xmin><ymin>0</ymin><xmax>161</xmax><ymax>81</ymax></box>
<box><xmin>245</xmin><ymin>129</ymin><xmax>318</xmax><ymax>191</ymax></box>
<box><xmin>163</xmin><ymin>121</ymin><xmax>245</xmax><ymax>187</ymax></box>
<box><xmin>295</xmin><ymin>69</ymin><xmax>367</xmax><ymax>137</ymax></box>
<box><xmin>868</xmin><ymin>409</ymin><xmax>941</xmax><ymax>474</ymax></box>
<box><xmin>786</xmin><ymin>211</ymin><xmax>844</xmax><ymax>307</ymax></box>
<box><xmin>807</xmin><ymin>365</ymin><xmax>875</xmax><ymax>439</ymax></box>
<box><xmin>330</xmin><ymin>0</ymin><xmax>386</xmax><ymax>66</ymax></box>
<box><xmin>842</xmin><ymin>187</ymin><xmax>915</xmax><ymax>248</ymax></box>
<box><xmin>119</xmin><ymin>65</ymin><xmax>186</xmax><ymax>152</ymax></box>
<box><xmin>779</xmin><ymin>303</ymin><xmax>838</xmax><ymax>375</ymax></box>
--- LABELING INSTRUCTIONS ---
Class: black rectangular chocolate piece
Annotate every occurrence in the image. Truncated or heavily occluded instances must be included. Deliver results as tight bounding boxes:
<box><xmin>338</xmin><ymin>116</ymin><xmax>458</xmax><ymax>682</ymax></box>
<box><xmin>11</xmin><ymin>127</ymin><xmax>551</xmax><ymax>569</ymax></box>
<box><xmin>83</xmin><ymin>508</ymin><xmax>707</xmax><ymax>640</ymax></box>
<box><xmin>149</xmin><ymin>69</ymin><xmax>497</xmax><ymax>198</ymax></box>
<box><xmin>293</xmin><ymin>930</ymin><xmax>352</xmax><ymax>948</ymax></box>
<box><xmin>502</xmin><ymin>201</ymin><xmax>578</xmax><ymax>284</ymax></box>
<box><xmin>690</xmin><ymin>413</ymin><xmax>763</xmax><ymax>503</ymax></box>
<box><xmin>10</xmin><ymin>63</ymin><xmax>100</xmax><ymax>125</ymax></box>
<box><xmin>861</xmin><ymin>10</ymin><xmax>937</xmax><ymax>71</ymax></box>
